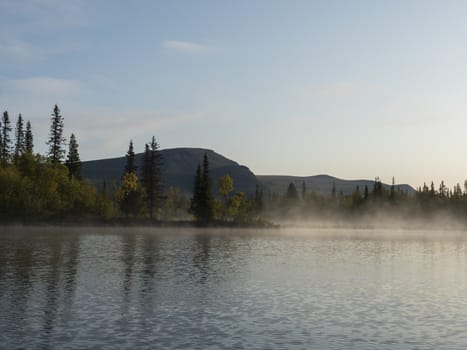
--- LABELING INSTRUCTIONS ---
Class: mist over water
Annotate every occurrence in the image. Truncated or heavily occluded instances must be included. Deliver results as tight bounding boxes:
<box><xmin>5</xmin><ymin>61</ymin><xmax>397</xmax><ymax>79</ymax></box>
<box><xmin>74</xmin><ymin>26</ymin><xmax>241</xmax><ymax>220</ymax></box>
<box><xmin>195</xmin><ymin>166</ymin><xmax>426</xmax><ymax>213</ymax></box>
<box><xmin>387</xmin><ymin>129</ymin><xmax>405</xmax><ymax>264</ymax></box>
<box><xmin>1</xmin><ymin>226</ymin><xmax>467</xmax><ymax>349</ymax></box>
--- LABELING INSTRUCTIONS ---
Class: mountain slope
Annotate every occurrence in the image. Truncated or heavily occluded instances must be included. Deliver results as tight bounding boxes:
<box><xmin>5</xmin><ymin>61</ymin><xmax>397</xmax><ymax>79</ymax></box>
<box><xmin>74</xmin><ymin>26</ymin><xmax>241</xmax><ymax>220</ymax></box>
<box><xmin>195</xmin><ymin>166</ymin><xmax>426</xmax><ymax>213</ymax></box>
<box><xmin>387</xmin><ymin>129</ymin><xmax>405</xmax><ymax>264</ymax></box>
<box><xmin>257</xmin><ymin>174</ymin><xmax>415</xmax><ymax>196</ymax></box>
<box><xmin>82</xmin><ymin>148</ymin><xmax>415</xmax><ymax>197</ymax></box>
<box><xmin>81</xmin><ymin>148</ymin><xmax>259</xmax><ymax>195</ymax></box>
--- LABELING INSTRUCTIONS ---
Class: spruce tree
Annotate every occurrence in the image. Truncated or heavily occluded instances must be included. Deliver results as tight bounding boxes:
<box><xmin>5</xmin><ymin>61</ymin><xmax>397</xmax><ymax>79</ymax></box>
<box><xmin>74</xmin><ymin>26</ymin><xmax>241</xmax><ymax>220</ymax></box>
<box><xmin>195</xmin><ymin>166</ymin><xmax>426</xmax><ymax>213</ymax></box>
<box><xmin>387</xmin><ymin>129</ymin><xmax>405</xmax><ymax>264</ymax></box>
<box><xmin>124</xmin><ymin>140</ymin><xmax>137</xmax><ymax>175</ymax></box>
<box><xmin>190</xmin><ymin>153</ymin><xmax>214</xmax><ymax>223</ymax></box>
<box><xmin>65</xmin><ymin>133</ymin><xmax>81</xmax><ymax>180</ymax></box>
<box><xmin>14</xmin><ymin>113</ymin><xmax>25</xmax><ymax>160</ymax></box>
<box><xmin>389</xmin><ymin>177</ymin><xmax>396</xmax><ymax>203</ymax></box>
<box><xmin>190</xmin><ymin>164</ymin><xmax>203</xmax><ymax>220</ymax></box>
<box><xmin>47</xmin><ymin>104</ymin><xmax>66</xmax><ymax>164</ymax></box>
<box><xmin>25</xmin><ymin>121</ymin><xmax>33</xmax><ymax>154</ymax></box>
<box><xmin>119</xmin><ymin>140</ymin><xmax>143</xmax><ymax>217</ymax></box>
<box><xmin>255</xmin><ymin>184</ymin><xmax>263</xmax><ymax>212</ymax></box>
<box><xmin>373</xmin><ymin>177</ymin><xmax>383</xmax><ymax>197</ymax></box>
<box><xmin>331</xmin><ymin>181</ymin><xmax>336</xmax><ymax>199</ymax></box>
<box><xmin>141</xmin><ymin>136</ymin><xmax>163</xmax><ymax>219</ymax></box>
<box><xmin>200</xmin><ymin>153</ymin><xmax>214</xmax><ymax>222</ymax></box>
<box><xmin>142</xmin><ymin>143</ymin><xmax>151</xmax><ymax>188</ymax></box>
<box><xmin>1</xmin><ymin>111</ymin><xmax>12</xmax><ymax>164</ymax></box>
<box><xmin>286</xmin><ymin>182</ymin><xmax>299</xmax><ymax>201</ymax></box>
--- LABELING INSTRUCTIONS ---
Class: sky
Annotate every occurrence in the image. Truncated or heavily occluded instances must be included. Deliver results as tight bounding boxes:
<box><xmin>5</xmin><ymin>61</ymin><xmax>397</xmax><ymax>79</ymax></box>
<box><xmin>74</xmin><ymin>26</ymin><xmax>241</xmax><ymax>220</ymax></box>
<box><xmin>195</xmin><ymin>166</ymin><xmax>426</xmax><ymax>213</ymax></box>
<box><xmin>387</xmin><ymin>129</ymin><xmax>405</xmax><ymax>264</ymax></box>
<box><xmin>1</xmin><ymin>0</ymin><xmax>467</xmax><ymax>188</ymax></box>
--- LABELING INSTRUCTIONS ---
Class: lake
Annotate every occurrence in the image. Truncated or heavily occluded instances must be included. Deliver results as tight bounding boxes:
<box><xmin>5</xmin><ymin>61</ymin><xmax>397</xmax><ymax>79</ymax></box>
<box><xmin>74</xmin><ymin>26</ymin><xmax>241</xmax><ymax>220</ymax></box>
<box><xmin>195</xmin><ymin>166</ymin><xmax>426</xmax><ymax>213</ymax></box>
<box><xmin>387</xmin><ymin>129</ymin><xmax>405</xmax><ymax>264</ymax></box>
<box><xmin>1</xmin><ymin>226</ymin><xmax>467</xmax><ymax>349</ymax></box>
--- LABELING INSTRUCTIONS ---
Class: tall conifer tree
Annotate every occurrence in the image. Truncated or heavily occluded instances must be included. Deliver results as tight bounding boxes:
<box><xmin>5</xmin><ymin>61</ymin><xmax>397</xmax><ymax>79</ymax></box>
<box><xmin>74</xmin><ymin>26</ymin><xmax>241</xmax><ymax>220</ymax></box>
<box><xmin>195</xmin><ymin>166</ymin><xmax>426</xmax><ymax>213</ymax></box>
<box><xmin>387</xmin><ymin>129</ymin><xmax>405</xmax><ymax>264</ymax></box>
<box><xmin>190</xmin><ymin>164</ymin><xmax>203</xmax><ymax>219</ymax></box>
<box><xmin>119</xmin><ymin>140</ymin><xmax>143</xmax><ymax>217</ymax></box>
<box><xmin>201</xmin><ymin>153</ymin><xmax>214</xmax><ymax>222</ymax></box>
<box><xmin>14</xmin><ymin>113</ymin><xmax>25</xmax><ymax>160</ymax></box>
<box><xmin>255</xmin><ymin>184</ymin><xmax>263</xmax><ymax>212</ymax></box>
<box><xmin>1</xmin><ymin>111</ymin><xmax>12</xmax><ymax>164</ymax></box>
<box><xmin>65</xmin><ymin>133</ymin><xmax>81</xmax><ymax>180</ymax></box>
<box><xmin>190</xmin><ymin>153</ymin><xmax>214</xmax><ymax>223</ymax></box>
<box><xmin>25</xmin><ymin>121</ymin><xmax>33</xmax><ymax>154</ymax></box>
<box><xmin>124</xmin><ymin>140</ymin><xmax>137</xmax><ymax>175</ymax></box>
<box><xmin>141</xmin><ymin>136</ymin><xmax>163</xmax><ymax>219</ymax></box>
<box><xmin>47</xmin><ymin>104</ymin><xmax>66</xmax><ymax>164</ymax></box>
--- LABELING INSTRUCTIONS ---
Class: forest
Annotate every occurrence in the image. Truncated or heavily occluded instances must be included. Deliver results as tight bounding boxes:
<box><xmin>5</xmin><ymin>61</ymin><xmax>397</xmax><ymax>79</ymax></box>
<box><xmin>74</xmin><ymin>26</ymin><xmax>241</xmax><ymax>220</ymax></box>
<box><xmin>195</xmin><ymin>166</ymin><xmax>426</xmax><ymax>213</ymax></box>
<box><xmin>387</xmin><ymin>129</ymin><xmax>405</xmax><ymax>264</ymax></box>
<box><xmin>1</xmin><ymin>105</ymin><xmax>467</xmax><ymax>225</ymax></box>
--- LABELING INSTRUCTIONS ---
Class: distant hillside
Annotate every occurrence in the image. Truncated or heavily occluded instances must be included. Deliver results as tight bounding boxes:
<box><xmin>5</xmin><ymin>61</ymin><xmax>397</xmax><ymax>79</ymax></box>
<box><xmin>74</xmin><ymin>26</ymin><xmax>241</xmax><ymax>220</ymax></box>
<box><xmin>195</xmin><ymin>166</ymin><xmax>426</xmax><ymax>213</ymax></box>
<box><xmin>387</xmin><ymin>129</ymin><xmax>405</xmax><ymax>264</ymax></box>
<box><xmin>81</xmin><ymin>148</ymin><xmax>259</xmax><ymax>195</ymax></box>
<box><xmin>257</xmin><ymin>174</ymin><xmax>415</xmax><ymax>196</ymax></box>
<box><xmin>82</xmin><ymin>148</ymin><xmax>415</xmax><ymax>198</ymax></box>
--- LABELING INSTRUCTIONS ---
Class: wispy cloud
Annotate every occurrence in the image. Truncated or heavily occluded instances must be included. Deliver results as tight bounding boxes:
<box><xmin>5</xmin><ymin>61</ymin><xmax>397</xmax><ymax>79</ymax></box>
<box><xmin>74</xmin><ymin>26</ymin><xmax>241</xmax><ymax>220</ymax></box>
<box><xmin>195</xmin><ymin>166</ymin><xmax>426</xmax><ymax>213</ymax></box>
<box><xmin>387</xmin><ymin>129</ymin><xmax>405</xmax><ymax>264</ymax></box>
<box><xmin>7</xmin><ymin>77</ymin><xmax>81</xmax><ymax>97</ymax></box>
<box><xmin>162</xmin><ymin>40</ymin><xmax>210</xmax><ymax>54</ymax></box>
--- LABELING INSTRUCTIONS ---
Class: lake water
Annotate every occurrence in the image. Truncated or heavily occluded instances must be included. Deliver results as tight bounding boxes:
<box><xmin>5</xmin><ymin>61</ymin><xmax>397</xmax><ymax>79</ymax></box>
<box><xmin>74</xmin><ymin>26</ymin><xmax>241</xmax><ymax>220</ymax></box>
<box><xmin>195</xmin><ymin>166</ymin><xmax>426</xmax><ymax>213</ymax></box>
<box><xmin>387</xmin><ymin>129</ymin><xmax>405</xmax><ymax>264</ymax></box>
<box><xmin>1</xmin><ymin>227</ymin><xmax>467</xmax><ymax>349</ymax></box>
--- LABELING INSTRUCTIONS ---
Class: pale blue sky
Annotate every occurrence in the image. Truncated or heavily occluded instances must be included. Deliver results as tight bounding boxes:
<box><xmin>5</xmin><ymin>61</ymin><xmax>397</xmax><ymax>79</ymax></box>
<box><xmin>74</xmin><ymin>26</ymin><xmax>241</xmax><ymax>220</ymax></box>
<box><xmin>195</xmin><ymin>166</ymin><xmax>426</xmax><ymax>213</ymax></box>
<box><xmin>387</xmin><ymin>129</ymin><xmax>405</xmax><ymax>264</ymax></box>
<box><xmin>1</xmin><ymin>0</ymin><xmax>467</xmax><ymax>188</ymax></box>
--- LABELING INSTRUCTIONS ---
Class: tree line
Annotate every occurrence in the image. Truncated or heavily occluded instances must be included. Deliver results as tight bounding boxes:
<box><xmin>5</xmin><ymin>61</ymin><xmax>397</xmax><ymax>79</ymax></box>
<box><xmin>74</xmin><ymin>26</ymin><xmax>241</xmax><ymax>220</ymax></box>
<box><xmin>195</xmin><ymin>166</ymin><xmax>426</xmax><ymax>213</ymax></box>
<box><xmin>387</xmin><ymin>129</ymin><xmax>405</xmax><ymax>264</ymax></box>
<box><xmin>262</xmin><ymin>176</ymin><xmax>467</xmax><ymax>222</ymax></box>
<box><xmin>115</xmin><ymin>142</ymin><xmax>263</xmax><ymax>225</ymax></box>
<box><xmin>3</xmin><ymin>104</ymin><xmax>466</xmax><ymax>225</ymax></box>
<box><xmin>0</xmin><ymin>105</ymin><xmax>101</xmax><ymax>221</ymax></box>
<box><xmin>0</xmin><ymin>104</ymin><xmax>263</xmax><ymax>224</ymax></box>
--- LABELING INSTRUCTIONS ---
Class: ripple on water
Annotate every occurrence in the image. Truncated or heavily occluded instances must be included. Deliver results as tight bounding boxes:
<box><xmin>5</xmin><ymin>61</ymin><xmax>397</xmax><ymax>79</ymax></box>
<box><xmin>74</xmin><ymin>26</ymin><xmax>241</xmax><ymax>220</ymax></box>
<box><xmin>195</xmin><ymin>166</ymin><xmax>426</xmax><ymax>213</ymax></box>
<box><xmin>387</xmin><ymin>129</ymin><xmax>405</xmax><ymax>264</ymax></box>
<box><xmin>1</xmin><ymin>227</ymin><xmax>467</xmax><ymax>349</ymax></box>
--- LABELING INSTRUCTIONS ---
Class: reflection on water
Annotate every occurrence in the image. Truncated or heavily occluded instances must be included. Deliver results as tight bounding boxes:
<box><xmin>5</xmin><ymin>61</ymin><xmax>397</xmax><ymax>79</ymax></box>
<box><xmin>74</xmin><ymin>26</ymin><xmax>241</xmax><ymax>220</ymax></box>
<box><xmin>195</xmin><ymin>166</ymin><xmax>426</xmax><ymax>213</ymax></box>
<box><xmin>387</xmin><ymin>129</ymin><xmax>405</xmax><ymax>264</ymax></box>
<box><xmin>1</xmin><ymin>227</ymin><xmax>467</xmax><ymax>349</ymax></box>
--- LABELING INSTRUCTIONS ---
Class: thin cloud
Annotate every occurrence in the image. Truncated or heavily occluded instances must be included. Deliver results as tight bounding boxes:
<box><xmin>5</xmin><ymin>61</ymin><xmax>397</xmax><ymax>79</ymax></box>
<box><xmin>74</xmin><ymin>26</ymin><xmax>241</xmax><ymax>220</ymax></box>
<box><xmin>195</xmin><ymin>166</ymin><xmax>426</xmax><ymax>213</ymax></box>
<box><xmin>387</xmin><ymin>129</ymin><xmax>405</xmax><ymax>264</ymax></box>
<box><xmin>162</xmin><ymin>40</ymin><xmax>210</xmax><ymax>54</ymax></box>
<box><xmin>7</xmin><ymin>77</ymin><xmax>81</xmax><ymax>97</ymax></box>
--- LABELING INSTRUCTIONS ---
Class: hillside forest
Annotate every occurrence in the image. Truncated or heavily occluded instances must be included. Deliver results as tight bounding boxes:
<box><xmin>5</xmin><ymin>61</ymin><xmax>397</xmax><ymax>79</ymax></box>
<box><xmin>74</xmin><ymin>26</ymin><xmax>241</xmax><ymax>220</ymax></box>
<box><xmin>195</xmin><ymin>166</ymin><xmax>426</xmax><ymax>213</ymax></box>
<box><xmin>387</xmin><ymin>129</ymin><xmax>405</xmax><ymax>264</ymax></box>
<box><xmin>1</xmin><ymin>105</ymin><xmax>467</xmax><ymax>225</ymax></box>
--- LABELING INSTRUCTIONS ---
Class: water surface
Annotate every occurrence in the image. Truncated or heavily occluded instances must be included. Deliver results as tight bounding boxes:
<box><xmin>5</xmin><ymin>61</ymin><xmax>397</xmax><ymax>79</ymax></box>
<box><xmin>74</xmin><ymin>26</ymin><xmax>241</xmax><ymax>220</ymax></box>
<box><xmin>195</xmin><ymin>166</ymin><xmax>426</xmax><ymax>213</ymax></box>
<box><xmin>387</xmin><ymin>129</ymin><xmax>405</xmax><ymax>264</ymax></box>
<box><xmin>1</xmin><ymin>227</ymin><xmax>467</xmax><ymax>349</ymax></box>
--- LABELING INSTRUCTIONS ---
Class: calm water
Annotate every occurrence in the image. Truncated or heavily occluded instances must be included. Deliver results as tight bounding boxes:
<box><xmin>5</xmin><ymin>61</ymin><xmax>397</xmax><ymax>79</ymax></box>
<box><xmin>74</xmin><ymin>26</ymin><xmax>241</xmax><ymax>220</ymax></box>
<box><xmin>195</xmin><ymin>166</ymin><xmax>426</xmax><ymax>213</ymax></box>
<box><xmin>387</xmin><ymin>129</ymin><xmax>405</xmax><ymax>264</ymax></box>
<box><xmin>1</xmin><ymin>227</ymin><xmax>467</xmax><ymax>349</ymax></box>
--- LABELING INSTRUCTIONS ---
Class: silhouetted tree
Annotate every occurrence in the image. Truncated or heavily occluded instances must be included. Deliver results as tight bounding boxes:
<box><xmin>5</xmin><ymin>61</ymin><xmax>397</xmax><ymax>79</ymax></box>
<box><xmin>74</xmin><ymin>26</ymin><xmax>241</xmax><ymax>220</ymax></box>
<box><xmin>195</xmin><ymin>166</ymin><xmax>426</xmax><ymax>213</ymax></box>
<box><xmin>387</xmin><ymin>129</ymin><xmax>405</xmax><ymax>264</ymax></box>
<box><xmin>190</xmin><ymin>164</ymin><xmax>203</xmax><ymax>219</ymax></box>
<box><xmin>301</xmin><ymin>181</ymin><xmax>307</xmax><ymax>200</ymax></box>
<box><xmin>363</xmin><ymin>184</ymin><xmax>369</xmax><ymax>200</ymax></box>
<box><xmin>141</xmin><ymin>136</ymin><xmax>163</xmax><ymax>219</ymax></box>
<box><xmin>331</xmin><ymin>181</ymin><xmax>336</xmax><ymax>199</ymax></box>
<box><xmin>65</xmin><ymin>133</ymin><xmax>81</xmax><ymax>180</ymax></box>
<box><xmin>124</xmin><ymin>140</ymin><xmax>137</xmax><ymax>175</ymax></box>
<box><xmin>190</xmin><ymin>153</ymin><xmax>214</xmax><ymax>223</ymax></box>
<box><xmin>439</xmin><ymin>181</ymin><xmax>447</xmax><ymax>198</ymax></box>
<box><xmin>430</xmin><ymin>181</ymin><xmax>436</xmax><ymax>197</ymax></box>
<box><xmin>389</xmin><ymin>177</ymin><xmax>396</xmax><ymax>203</ymax></box>
<box><xmin>47</xmin><ymin>105</ymin><xmax>66</xmax><ymax>164</ymax></box>
<box><xmin>373</xmin><ymin>177</ymin><xmax>383</xmax><ymax>197</ymax></box>
<box><xmin>24</xmin><ymin>121</ymin><xmax>33</xmax><ymax>154</ymax></box>
<box><xmin>14</xmin><ymin>113</ymin><xmax>25</xmax><ymax>161</ymax></box>
<box><xmin>422</xmin><ymin>182</ymin><xmax>429</xmax><ymax>193</ymax></box>
<box><xmin>453</xmin><ymin>183</ymin><xmax>462</xmax><ymax>199</ymax></box>
<box><xmin>1</xmin><ymin>111</ymin><xmax>12</xmax><ymax>164</ymax></box>
<box><xmin>286</xmin><ymin>182</ymin><xmax>299</xmax><ymax>202</ymax></box>
<box><xmin>255</xmin><ymin>184</ymin><xmax>263</xmax><ymax>212</ymax></box>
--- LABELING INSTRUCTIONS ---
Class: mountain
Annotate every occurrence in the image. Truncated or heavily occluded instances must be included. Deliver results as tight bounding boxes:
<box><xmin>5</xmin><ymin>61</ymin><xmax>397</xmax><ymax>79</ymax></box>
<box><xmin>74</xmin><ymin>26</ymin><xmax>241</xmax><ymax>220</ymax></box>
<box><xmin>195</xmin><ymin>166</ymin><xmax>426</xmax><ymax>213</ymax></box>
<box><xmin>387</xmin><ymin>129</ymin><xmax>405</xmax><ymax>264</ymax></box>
<box><xmin>257</xmin><ymin>174</ymin><xmax>415</xmax><ymax>196</ymax></box>
<box><xmin>81</xmin><ymin>148</ymin><xmax>415</xmax><ymax>197</ymax></box>
<box><xmin>81</xmin><ymin>148</ymin><xmax>259</xmax><ymax>195</ymax></box>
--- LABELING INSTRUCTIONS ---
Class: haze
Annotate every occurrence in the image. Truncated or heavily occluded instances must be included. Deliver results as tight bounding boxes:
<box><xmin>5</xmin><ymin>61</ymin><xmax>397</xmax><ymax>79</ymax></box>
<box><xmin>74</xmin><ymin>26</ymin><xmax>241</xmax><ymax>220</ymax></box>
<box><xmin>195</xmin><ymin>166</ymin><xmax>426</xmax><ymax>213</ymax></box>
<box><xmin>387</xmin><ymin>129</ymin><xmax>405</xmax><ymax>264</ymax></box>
<box><xmin>1</xmin><ymin>0</ymin><xmax>466</xmax><ymax>188</ymax></box>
